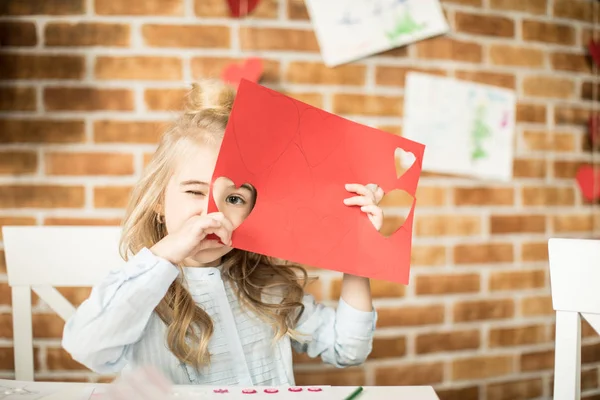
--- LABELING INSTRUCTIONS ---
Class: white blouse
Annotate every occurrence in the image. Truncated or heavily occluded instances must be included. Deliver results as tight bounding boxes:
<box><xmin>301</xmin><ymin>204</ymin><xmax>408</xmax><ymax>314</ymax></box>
<box><xmin>62</xmin><ymin>248</ymin><xmax>377</xmax><ymax>386</ymax></box>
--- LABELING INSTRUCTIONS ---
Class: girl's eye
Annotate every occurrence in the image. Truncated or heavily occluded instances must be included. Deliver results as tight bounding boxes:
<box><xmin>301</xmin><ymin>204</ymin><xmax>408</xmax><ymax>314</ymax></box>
<box><xmin>226</xmin><ymin>195</ymin><xmax>246</xmax><ymax>205</ymax></box>
<box><xmin>186</xmin><ymin>191</ymin><xmax>205</xmax><ymax>196</ymax></box>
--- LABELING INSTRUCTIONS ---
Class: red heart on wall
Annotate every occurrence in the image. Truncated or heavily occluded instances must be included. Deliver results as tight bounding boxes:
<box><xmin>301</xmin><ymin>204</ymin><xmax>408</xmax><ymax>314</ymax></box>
<box><xmin>576</xmin><ymin>165</ymin><xmax>600</xmax><ymax>202</ymax></box>
<box><xmin>589</xmin><ymin>39</ymin><xmax>600</xmax><ymax>68</ymax></box>
<box><xmin>226</xmin><ymin>0</ymin><xmax>261</xmax><ymax>17</ymax></box>
<box><xmin>221</xmin><ymin>58</ymin><xmax>263</xmax><ymax>87</ymax></box>
<box><xmin>589</xmin><ymin>114</ymin><xmax>600</xmax><ymax>150</ymax></box>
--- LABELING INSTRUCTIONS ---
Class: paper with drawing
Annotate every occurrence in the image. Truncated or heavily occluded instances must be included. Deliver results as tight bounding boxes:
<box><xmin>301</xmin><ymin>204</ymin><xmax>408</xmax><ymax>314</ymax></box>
<box><xmin>305</xmin><ymin>0</ymin><xmax>449</xmax><ymax>66</ymax></box>
<box><xmin>402</xmin><ymin>72</ymin><xmax>516</xmax><ymax>181</ymax></box>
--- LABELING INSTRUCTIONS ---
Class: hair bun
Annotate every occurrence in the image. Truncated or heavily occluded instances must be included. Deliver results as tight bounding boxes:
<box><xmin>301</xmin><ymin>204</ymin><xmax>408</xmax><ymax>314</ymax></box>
<box><xmin>186</xmin><ymin>80</ymin><xmax>235</xmax><ymax>116</ymax></box>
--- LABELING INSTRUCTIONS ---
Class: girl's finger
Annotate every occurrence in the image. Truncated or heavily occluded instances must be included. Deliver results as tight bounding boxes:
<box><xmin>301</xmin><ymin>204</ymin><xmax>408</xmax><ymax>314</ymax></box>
<box><xmin>209</xmin><ymin>212</ymin><xmax>235</xmax><ymax>233</ymax></box>
<box><xmin>374</xmin><ymin>187</ymin><xmax>385</xmax><ymax>204</ymax></box>
<box><xmin>204</xmin><ymin>226</ymin><xmax>232</xmax><ymax>246</ymax></box>
<box><xmin>360</xmin><ymin>204</ymin><xmax>383</xmax><ymax>218</ymax></box>
<box><xmin>343</xmin><ymin>195</ymin><xmax>373</xmax><ymax>207</ymax></box>
<box><xmin>345</xmin><ymin>183</ymin><xmax>369</xmax><ymax>196</ymax></box>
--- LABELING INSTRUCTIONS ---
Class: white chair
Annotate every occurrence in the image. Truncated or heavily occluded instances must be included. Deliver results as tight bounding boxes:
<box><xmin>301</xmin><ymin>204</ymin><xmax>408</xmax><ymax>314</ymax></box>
<box><xmin>548</xmin><ymin>237</ymin><xmax>600</xmax><ymax>400</ymax></box>
<box><xmin>2</xmin><ymin>226</ymin><xmax>125</xmax><ymax>381</ymax></box>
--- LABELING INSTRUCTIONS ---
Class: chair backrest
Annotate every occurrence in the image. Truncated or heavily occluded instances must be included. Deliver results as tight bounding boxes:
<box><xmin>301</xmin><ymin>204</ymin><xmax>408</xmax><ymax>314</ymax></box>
<box><xmin>548</xmin><ymin>237</ymin><xmax>600</xmax><ymax>400</ymax></box>
<box><xmin>2</xmin><ymin>226</ymin><xmax>125</xmax><ymax>381</ymax></box>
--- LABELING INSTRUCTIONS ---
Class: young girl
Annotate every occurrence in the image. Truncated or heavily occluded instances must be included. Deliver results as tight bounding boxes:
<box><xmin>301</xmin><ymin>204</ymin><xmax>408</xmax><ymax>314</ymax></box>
<box><xmin>62</xmin><ymin>80</ymin><xmax>384</xmax><ymax>387</ymax></box>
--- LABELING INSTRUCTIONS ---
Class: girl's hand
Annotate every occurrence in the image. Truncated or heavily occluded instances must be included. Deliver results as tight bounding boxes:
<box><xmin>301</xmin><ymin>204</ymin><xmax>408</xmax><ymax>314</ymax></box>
<box><xmin>150</xmin><ymin>212</ymin><xmax>234</xmax><ymax>265</ymax></box>
<box><xmin>343</xmin><ymin>183</ymin><xmax>385</xmax><ymax>231</ymax></box>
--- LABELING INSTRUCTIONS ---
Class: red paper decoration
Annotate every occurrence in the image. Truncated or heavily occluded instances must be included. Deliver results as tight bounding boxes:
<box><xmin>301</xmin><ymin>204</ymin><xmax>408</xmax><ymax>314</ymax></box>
<box><xmin>226</xmin><ymin>0</ymin><xmax>261</xmax><ymax>17</ymax></box>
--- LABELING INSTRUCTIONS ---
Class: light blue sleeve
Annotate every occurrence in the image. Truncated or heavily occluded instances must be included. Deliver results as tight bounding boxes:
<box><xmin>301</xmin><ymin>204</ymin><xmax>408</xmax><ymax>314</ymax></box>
<box><xmin>291</xmin><ymin>295</ymin><xmax>377</xmax><ymax>368</ymax></box>
<box><xmin>61</xmin><ymin>248</ymin><xmax>180</xmax><ymax>374</ymax></box>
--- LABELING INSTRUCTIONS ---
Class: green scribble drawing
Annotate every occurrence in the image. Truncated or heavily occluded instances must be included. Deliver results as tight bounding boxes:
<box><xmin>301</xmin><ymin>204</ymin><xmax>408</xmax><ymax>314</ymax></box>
<box><xmin>471</xmin><ymin>104</ymin><xmax>492</xmax><ymax>162</ymax></box>
<box><xmin>385</xmin><ymin>10</ymin><xmax>426</xmax><ymax>42</ymax></box>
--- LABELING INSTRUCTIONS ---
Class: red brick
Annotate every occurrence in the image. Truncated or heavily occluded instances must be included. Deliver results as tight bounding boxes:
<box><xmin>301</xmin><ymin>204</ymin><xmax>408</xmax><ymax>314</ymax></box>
<box><xmin>521</xmin><ymin>186</ymin><xmax>575</xmax><ymax>206</ymax></box>
<box><xmin>521</xmin><ymin>295</ymin><xmax>553</xmax><ymax>316</ymax></box>
<box><xmin>44</xmin><ymin>217</ymin><xmax>121</xmax><ymax>227</ymax></box>
<box><xmin>240</xmin><ymin>27</ymin><xmax>319</xmax><ymax>52</ymax></box>
<box><xmin>455</xmin><ymin>70</ymin><xmax>515</xmax><ymax>89</ymax></box>
<box><xmin>490</xmin><ymin>45</ymin><xmax>545</xmax><ymax>67</ymax></box>
<box><xmin>553</xmin><ymin>0</ymin><xmax>594</xmax><ymax>22</ymax></box>
<box><xmin>522</xmin><ymin>20</ymin><xmax>575</xmax><ymax>45</ymax></box>
<box><xmin>144</xmin><ymin>88</ymin><xmax>187</xmax><ymax>111</ymax></box>
<box><xmin>370</xmin><ymin>337</ymin><xmax>407</xmax><ymax>359</ymax></box>
<box><xmin>0</xmin><ymin>87</ymin><xmax>36</xmax><ymax>111</ymax></box>
<box><xmin>455</xmin><ymin>12</ymin><xmax>514</xmax><ymax>37</ymax></box>
<box><xmin>416</xmin><ymin>330</ymin><xmax>480</xmax><ymax>354</ymax></box>
<box><xmin>192</xmin><ymin>57</ymin><xmax>280</xmax><ymax>83</ymax></box>
<box><xmin>416</xmin><ymin>273</ymin><xmax>480</xmax><ymax>295</ymax></box>
<box><xmin>454</xmin><ymin>187</ymin><xmax>514</xmax><ymax>206</ymax></box>
<box><xmin>45</xmin><ymin>23</ymin><xmax>130</xmax><ymax>47</ymax></box>
<box><xmin>489</xmin><ymin>0</ymin><xmax>547</xmax><ymax>14</ymax></box>
<box><xmin>411</xmin><ymin>245</ymin><xmax>447</xmax><ymax>267</ymax></box>
<box><xmin>287</xmin><ymin>0</ymin><xmax>309</xmax><ymax>20</ymax></box>
<box><xmin>94</xmin><ymin>186</ymin><xmax>132</xmax><ymax>208</ymax></box>
<box><xmin>376</xmin><ymin>67</ymin><xmax>446</xmax><ymax>87</ymax></box>
<box><xmin>551</xmin><ymin>52</ymin><xmax>592</xmax><ymax>74</ymax></box>
<box><xmin>332</xmin><ymin>94</ymin><xmax>402</xmax><ymax>117</ymax></box>
<box><xmin>142</xmin><ymin>25</ymin><xmax>230</xmax><ymax>48</ymax></box>
<box><xmin>522</xmin><ymin>130</ymin><xmax>575</xmax><ymax>152</ymax></box>
<box><xmin>0</xmin><ymin>185</ymin><xmax>84</xmax><ymax>208</ymax></box>
<box><xmin>378</xmin><ymin>305</ymin><xmax>445</xmax><ymax>327</ymax></box>
<box><xmin>520</xmin><ymin>349</ymin><xmax>553</xmax><ymax>371</ymax></box>
<box><xmin>45</xmin><ymin>152</ymin><xmax>134</xmax><ymax>176</ymax></box>
<box><xmin>552</xmin><ymin>214</ymin><xmax>595</xmax><ymax>233</ymax></box>
<box><xmin>44</xmin><ymin>88</ymin><xmax>134</xmax><ymax>111</ymax></box>
<box><xmin>487</xmin><ymin>378</ymin><xmax>544</xmax><ymax>400</ymax></box>
<box><xmin>454</xmin><ymin>299</ymin><xmax>515</xmax><ymax>322</ymax></box>
<box><xmin>46</xmin><ymin>348</ymin><xmax>87</xmax><ymax>370</ymax></box>
<box><xmin>376</xmin><ymin>363</ymin><xmax>444</xmax><ymax>386</ymax></box>
<box><xmin>454</xmin><ymin>243</ymin><xmax>513</xmax><ymax>264</ymax></box>
<box><xmin>94</xmin><ymin>120</ymin><xmax>165</xmax><ymax>144</ymax></box>
<box><xmin>554</xmin><ymin>105</ymin><xmax>591</xmax><ymax>126</ymax></box>
<box><xmin>0</xmin><ymin>22</ymin><xmax>37</xmax><ymax>46</ymax></box>
<box><xmin>416</xmin><ymin>37</ymin><xmax>482</xmax><ymax>63</ymax></box>
<box><xmin>295</xmin><ymin>369</ymin><xmax>364</xmax><ymax>386</ymax></box>
<box><xmin>490</xmin><ymin>214</ymin><xmax>546</xmax><ymax>234</ymax></box>
<box><xmin>0</xmin><ymin>347</ymin><xmax>14</xmax><ymax>370</ymax></box>
<box><xmin>286</xmin><ymin>62</ymin><xmax>365</xmax><ymax>85</ymax></box>
<box><xmin>0</xmin><ymin>119</ymin><xmax>85</xmax><ymax>143</ymax></box>
<box><xmin>95</xmin><ymin>0</ymin><xmax>183</xmax><ymax>15</ymax></box>
<box><xmin>95</xmin><ymin>56</ymin><xmax>182</xmax><ymax>80</ymax></box>
<box><xmin>517</xmin><ymin>103</ymin><xmax>546</xmax><ymax>123</ymax></box>
<box><xmin>330</xmin><ymin>278</ymin><xmax>404</xmax><ymax>299</ymax></box>
<box><xmin>436</xmin><ymin>386</ymin><xmax>480</xmax><ymax>400</ymax></box>
<box><xmin>0</xmin><ymin>54</ymin><xmax>84</xmax><ymax>80</ymax></box>
<box><xmin>0</xmin><ymin>1</ymin><xmax>85</xmax><ymax>15</ymax></box>
<box><xmin>0</xmin><ymin>151</ymin><xmax>37</xmax><ymax>174</ymax></box>
<box><xmin>489</xmin><ymin>324</ymin><xmax>548</xmax><ymax>347</ymax></box>
<box><xmin>523</xmin><ymin>76</ymin><xmax>575</xmax><ymax>99</ymax></box>
<box><xmin>416</xmin><ymin>215</ymin><xmax>481</xmax><ymax>237</ymax></box>
<box><xmin>513</xmin><ymin>157</ymin><xmax>547</xmax><ymax>178</ymax></box>
<box><xmin>453</xmin><ymin>355</ymin><xmax>513</xmax><ymax>380</ymax></box>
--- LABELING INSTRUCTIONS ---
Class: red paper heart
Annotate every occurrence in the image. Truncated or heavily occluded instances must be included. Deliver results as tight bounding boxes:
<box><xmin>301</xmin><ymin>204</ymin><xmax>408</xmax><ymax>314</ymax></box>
<box><xmin>226</xmin><ymin>0</ymin><xmax>261</xmax><ymax>17</ymax></box>
<box><xmin>589</xmin><ymin>39</ymin><xmax>600</xmax><ymax>68</ymax></box>
<box><xmin>221</xmin><ymin>58</ymin><xmax>264</xmax><ymax>87</ymax></box>
<box><xmin>576</xmin><ymin>165</ymin><xmax>600</xmax><ymax>202</ymax></box>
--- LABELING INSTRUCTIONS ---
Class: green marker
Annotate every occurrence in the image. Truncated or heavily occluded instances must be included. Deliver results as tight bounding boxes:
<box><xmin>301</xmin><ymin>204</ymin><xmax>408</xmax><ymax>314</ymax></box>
<box><xmin>343</xmin><ymin>386</ymin><xmax>364</xmax><ymax>400</ymax></box>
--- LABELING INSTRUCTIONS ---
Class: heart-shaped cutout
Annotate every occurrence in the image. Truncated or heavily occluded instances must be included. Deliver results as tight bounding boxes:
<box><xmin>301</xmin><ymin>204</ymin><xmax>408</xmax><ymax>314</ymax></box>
<box><xmin>395</xmin><ymin>147</ymin><xmax>416</xmax><ymax>179</ymax></box>
<box><xmin>221</xmin><ymin>58</ymin><xmax>263</xmax><ymax>87</ymax></box>
<box><xmin>206</xmin><ymin>176</ymin><xmax>258</xmax><ymax>243</ymax></box>
<box><xmin>575</xmin><ymin>165</ymin><xmax>600</xmax><ymax>202</ymax></box>
<box><xmin>226</xmin><ymin>0</ymin><xmax>261</xmax><ymax>17</ymax></box>
<box><xmin>378</xmin><ymin>189</ymin><xmax>414</xmax><ymax>237</ymax></box>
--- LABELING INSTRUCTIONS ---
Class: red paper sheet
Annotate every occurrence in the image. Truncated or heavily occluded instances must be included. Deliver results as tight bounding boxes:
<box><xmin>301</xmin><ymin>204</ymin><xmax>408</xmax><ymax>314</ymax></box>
<box><xmin>208</xmin><ymin>80</ymin><xmax>425</xmax><ymax>284</ymax></box>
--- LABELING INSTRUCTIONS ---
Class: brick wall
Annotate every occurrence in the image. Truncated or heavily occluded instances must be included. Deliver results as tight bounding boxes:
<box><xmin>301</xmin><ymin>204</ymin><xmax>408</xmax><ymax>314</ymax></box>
<box><xmin>1</xmin><ymin>0</ymin><xmax>599</xmax><ymax>398</ymax></box>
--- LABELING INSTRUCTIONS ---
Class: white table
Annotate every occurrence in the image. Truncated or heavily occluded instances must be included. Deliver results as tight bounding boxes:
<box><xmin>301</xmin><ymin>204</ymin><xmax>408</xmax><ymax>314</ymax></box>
<box><xmin>0</xmin><ymin>379</ymin><xmax>440</xmax><ymax>399</ymax></box>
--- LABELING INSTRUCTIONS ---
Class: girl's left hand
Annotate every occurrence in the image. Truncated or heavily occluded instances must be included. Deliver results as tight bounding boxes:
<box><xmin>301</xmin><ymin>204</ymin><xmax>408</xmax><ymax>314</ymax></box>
<box><xmin>343</xmin><ymin>183</ymin><xmax>385</xmax><ymax>231</ymax></box>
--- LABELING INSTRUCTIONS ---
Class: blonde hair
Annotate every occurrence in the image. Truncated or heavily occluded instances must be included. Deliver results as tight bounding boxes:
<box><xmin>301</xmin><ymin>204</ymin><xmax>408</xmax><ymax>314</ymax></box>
<box><xmin>119</xmin><ymin>80</ymin><xmax>309</xmax><ymax>369</ymax></box>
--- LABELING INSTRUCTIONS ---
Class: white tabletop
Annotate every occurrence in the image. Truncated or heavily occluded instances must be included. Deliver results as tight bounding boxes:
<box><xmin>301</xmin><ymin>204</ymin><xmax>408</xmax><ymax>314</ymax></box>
<box><xmin>0</xmin><ymin>379</ymin><xmax>440</xmax><ymax>400</ymax></box>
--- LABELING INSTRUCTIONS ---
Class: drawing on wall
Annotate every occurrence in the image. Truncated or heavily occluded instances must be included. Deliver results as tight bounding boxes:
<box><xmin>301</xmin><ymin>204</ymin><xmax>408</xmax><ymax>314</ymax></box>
<box><xmin>304</xmin><ymin>0</ymin><xmax>449</xmax><ymax>67</ymax></box>
<box><xmin>402</xmin><ymin>72</ymin><xmax>516</xmax><ymax>181</ymax></box>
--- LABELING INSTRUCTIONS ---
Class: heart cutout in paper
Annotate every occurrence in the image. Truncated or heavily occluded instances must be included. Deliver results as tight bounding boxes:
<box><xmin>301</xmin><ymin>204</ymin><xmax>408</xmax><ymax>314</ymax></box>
<box><xmin>205</xmin><ymin>176</ymin><xmax>258</xmax><ymax>243</ymax></box>
<box><xmin>378</xmin><ymin>189</ymin><xmax>414</xmax><ymax>237</ymax></box>
<box><xmin>575</xmin><ymin>165</ymin><xmax>600</xmax><ymax>202</ymax></box>
<box><xmin>226</xmin><ymin>0</ymin><xmax>261</xmax><ymax>17</ymax></box>
<box><xmin>222</xmin><ymin>58</ymin><xmax>263</xmax><ymax>87</ymax></box>
<box><xmin>395</xmin><ymin>147</ymin><xmax>416</xmax><ymax>179</ymax></box>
